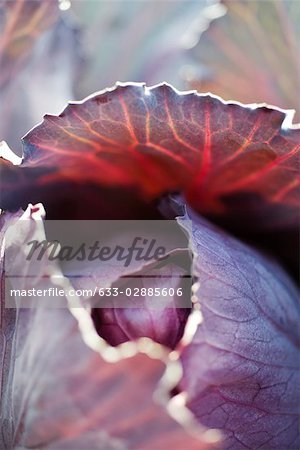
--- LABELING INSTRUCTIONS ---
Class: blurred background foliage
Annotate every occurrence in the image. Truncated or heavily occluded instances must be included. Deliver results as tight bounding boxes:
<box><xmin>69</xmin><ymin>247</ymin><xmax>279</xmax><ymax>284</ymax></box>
<box><xmin>189</xmin><ymin>0</ymin><xmax>300</xmax><ymax>121</ymax></box>
<box><xmin>0</xmin><ymin>0</ymin><xmax>299</xmax><ymax>156</ymax></box>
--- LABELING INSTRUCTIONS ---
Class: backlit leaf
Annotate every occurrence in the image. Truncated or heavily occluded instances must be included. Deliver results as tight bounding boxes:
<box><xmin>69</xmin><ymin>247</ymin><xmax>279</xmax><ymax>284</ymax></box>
<box><xmin>20</xmin><ymin>83</ymin><xmax>300</xmax><ymax>231</ymax></box>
